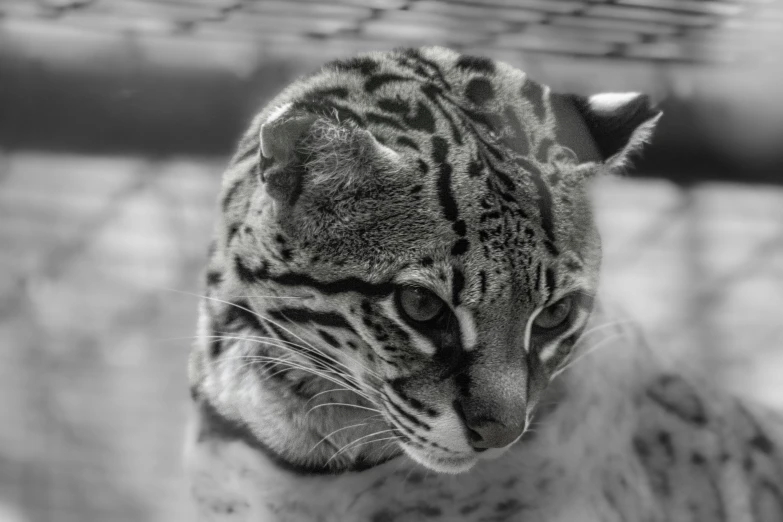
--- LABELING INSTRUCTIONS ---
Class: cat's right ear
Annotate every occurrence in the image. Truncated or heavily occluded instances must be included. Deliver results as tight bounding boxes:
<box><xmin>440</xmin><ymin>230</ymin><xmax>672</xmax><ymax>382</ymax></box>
<box><xmin>259</xmin><ymin>103</ymin><xmax>318</xmax><ymax>204</ymax></box>
<box><xmin>568</xmin><ymin>93</ymin><xmax>662</xmax><ymax>169</ymax></box>
<box><xmin>259</xmin><ymin>103</ymin><xmax>402</xmax><ymax>205</ymax></box>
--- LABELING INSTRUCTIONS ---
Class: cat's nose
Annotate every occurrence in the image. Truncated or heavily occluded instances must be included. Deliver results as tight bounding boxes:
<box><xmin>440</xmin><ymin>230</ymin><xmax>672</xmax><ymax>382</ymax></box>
<box><xmin>465</xmin><ymin>417</ymin><xmax>526</xmax><ymax>449</ymax></box>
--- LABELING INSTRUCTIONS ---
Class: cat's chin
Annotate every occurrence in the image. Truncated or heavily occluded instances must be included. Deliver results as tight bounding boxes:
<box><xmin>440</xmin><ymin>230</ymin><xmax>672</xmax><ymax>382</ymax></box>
<box><xmin>401</xmin><ymin>445</ymin><xmax>478</xmax><ymax>474</ymax></box>
<box><xmin>475</xmin><ymin>447</ymin><xmax>511</xmax><ymax>461</ymax></box>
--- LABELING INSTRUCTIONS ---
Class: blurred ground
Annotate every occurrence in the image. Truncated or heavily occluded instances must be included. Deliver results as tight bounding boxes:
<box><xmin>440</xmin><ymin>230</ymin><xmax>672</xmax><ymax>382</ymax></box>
<box><xmin>0</xmin><ymin>151</ymin><xmax>781</xmax><ymax>521</ymax></box>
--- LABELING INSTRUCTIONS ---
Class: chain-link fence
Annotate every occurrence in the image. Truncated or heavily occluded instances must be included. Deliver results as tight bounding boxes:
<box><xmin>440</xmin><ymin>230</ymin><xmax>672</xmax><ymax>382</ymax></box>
<box><xmin>2</xmin><ymin>0</ymin><xmax>782</xmax><ymax>63</ymax></box>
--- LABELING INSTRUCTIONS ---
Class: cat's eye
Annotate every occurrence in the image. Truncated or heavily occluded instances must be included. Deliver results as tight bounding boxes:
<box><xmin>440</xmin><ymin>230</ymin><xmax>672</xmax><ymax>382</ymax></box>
<box><xmin>397</xmin><ymin>286</ymin><xmax>445</xmax><ymax>323</ymax></box>
<box><xmin>533</xmin><ymin>296</ymin><xmax>573</xmax><ymax>330</ymax></box>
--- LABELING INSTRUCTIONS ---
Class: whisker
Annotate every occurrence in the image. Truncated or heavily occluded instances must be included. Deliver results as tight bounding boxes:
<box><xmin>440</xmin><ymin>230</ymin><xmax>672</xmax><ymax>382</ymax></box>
<box><xmin>239</xmin><ymin>334</ymin><xmax>370</xmax><ymax>390</ymax></box>
<box><xmin>270</xmin><ymin>318</ymin><xmax>384</xmax><ymax>382</ymax></box>
<box><xmin>226</xmin><ymin>354</ymin><xmax>375</xmax><ymax>406</ymax></box>
<box><xmin>162</xmin><ymin>287</ymin><xmax>383</xmax><ymax>391</ymax></box>
<box><xmin>376</xmin><ymin>439</ymin><xmax>401</xmax><ymax>460</ymax></box>
<box><xmin>309</xmin><ymin>422</ymin><xmax>369</xmax><ymax>453</ymax></box>
<box><xmin>304</xmin><ymin>387</ymin><xmax>357</xmax><ymax>406</ymax></box>
<box><xmin>227</xmin><ymin>354</ymin><xmax>373</xmax><ymax>402</ymax></box>
<box><xmin>326</xmin><ymin>430</ymin><xmax>398</xmax><ymax>465</ymax></box>
<box><xmin>572</xmin><ymin>320</ymin><xmax>634</xmax><ymax>347</ymax></box>
<box><xmin>167</xmin><ymin>288</ymin><xmax>368</xmax><ymax>383</ymax></box>
<box><xmin>555</xmin><ymin>332</ymin><xmax>625</xmax><ymax>377</ymax></box>
<box><xmin>225</xmin><ymin>295</ymin><xmax>309</xmax><ymax>299</ymax></box>
<box><xmin>332</xmin><ymin>436</ymin><xmax>399</xmax><ymax>462</ymax></box>
<box><xmin>161</xmin><ymin>288</ymin><xmax>384</xmax><ymax>409</ymax></box>
<box><xmin>207</xmin><ymin>333</ymin><xmax>365</xmax><ymax>389</ymax></box>
<box><xmin>306</xmin><ymin>402</ymin><xmax>382</xmax><ymax>416</ymax></box>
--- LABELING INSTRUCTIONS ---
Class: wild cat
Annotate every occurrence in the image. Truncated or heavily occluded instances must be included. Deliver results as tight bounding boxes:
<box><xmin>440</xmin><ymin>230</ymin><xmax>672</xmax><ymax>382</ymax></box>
<box><xmin>185</xmin><ymin>47</ymin><xmax>783</xmax><ymax>521</ymax></box>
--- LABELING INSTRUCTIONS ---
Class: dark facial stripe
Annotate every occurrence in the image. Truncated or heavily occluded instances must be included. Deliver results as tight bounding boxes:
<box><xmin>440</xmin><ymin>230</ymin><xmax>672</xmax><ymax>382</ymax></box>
<box><xmin>209</xmin><ymin>300</ymin><xmax>273</xmax><ymax>358</ymax></box>
<box><xmin>271</xmin><ymin>272</ymin><xmax>394</xmax><ymax>297</ymax></box>
<box><xmin>388</xmin><ymin>379</ymin><xmax>439</xmax><ymax>418</ymax></box>
<box><xmin>317</xmin><ymin>329</ymin><xmax>341</xmax><ymax>348</ymax></box>
<box><xmin>232</xmin><ymin>256</ymin><xmax>394</xmax><ymax>298</ymax></box>
<box><xmin>267</xmin><ymin>307</ymin><xmax>355</xmax><ymax>333</ymax></box>
<box><xmin>265</xmin><ymin>322</ymin><xmax>336</xmax><ymax>373</ymax></box>
<box><xmin>220</xmin><ymin>300</ymin><xmax>266</xmax><ymax>333</ymax></box>
<box><xmin>385</xmin><ymin>395</ymin><xmax>431</xmax><ymax>431</ymax></box>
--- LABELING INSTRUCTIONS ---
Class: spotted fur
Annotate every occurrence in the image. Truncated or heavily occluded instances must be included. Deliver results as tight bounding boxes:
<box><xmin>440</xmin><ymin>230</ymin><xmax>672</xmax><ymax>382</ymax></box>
<box><xmin>186</xmin><ymin>47</ymin><xmax>783</xmax><ymax>521</ymax></box>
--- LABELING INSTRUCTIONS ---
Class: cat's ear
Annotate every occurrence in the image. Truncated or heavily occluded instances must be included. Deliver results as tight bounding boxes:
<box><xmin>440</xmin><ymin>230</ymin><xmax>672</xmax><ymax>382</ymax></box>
<box><xmin>258</xmin><ymin>104</ymin><xmax>318</xmax><ymax>203</ymax></box>
<box><xmin>567</xmin><ymin>92</ymin><xmax>662</xmax><ymax>169</ymax></box>
<box><xmin>259</xmin><ymin>103</ymin><xmax>400</xmax><ymax>204</ymax></box>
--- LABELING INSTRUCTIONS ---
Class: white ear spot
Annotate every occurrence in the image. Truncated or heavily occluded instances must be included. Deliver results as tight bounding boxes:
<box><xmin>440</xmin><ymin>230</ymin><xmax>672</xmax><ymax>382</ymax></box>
<box><xmin>587</xmin><ymin>92</ymin><xmax>643</xmax><ymax>114</ymax></box>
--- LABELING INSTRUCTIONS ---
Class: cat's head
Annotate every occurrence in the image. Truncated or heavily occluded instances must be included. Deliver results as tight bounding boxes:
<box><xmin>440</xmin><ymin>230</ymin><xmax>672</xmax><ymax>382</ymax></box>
<box><xmin>192</xmin><ymin>47</ymin><xmax>660</xmax><ymax>473</ymax></box>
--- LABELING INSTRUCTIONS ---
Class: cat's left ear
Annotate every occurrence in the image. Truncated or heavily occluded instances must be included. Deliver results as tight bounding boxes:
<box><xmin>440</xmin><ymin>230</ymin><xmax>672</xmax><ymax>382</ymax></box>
<box><xmin>568</xmin><ymin>92</ymin><xmax>662</xmax><ymax>169</ymax></box>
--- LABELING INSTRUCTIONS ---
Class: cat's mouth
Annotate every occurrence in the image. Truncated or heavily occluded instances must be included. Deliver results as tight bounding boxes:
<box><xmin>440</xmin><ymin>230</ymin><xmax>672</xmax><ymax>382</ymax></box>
<box><xmin>399</xmin><ymin>442</ymin><xmax>479</xmax><ymax>474</ymax></box>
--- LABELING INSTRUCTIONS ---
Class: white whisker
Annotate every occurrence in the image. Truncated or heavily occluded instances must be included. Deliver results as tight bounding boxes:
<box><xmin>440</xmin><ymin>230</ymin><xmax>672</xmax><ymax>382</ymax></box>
<box><xmin>207</xmin><ymin>333</ymin><xmax>366</xmax><ymax>391</ymax></box>
<box><xmin>304</xmin><ymin>387</ymin><xmax>357</xmax><ymax>406</ymax></box>
<box><xmin>226</xmin><ymin>295</ymin><xmax>309</xmax><ymax>299</ymax></box>
<box><xmin>226</xmin><ymin>353</ymin><xmax>374</xmax><ymax>402</ymax></box>
<box><xmin>306</xmin><ymin>402</ymin><xmax>382</xmax><ymax>416</ymax></box>
<box><xmin>554</xmin><ymin>332</ymin><xmax>625</xmax><ymax>377</ymax></box>
<box><xmin>309</xmin><ymin>422</ymin><xmax>369</xmax><ymax>453</ymax></box>
<box><xmin>326</xmin><ymin>429</ymin><xmax>398</xmax><ymax>465</ymax></box>
<box><xmin>165</xmin><ymin>288</ymin><xmax>366</xmax><ymax>381</ymax></box>
<box><xmin>572</xmin><ymin>320</ymin><xmax>633</xmax><ymax>347</ymax></box>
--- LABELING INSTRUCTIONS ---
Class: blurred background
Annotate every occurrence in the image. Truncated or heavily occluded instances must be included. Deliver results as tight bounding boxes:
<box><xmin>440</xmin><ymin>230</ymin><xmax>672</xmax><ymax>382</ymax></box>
<box><xmin>1</xmin><ymin>0</ymin><xmax>782</xmax><ymax>520</ymax></box>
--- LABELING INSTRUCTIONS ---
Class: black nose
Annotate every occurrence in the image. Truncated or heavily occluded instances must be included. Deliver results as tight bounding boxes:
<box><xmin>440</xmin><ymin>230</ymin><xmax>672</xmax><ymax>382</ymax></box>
<box><xmin>455</xmin><ymin>400</ymin><xmax>526</xmax><ymax>450</ymax></box>
<box><xmin>465</xmin><ymin>417</ymin><xmax>526</xmax><ymax>449</ymax></box>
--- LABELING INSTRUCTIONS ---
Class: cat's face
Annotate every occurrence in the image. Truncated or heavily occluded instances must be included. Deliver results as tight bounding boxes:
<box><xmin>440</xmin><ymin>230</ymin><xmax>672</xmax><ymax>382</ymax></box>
<box><xmin>195</xmin><ymin>47</ymin><xmax>660</xmax><ymax>473</ymax></box>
